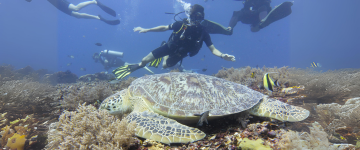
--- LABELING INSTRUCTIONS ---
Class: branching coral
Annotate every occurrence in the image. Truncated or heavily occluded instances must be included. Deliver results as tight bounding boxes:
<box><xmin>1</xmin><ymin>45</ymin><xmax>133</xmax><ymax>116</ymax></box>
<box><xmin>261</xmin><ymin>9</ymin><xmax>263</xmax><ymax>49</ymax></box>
<box><xmin>42</xmin><ymin>70</ymin><xmax>78</xmax><ymax>85</ymax></box>
<box><xmin>278</xmin><ymin>122</ymin><xmax>354</xmax><ymax>150</ymax></box>
<box><xmin>0</xmin><ymin>80</ymin><xmax>59</xmax><ymax>114</ymax></box>
<box><xmin>316</xmin><ymin>97</ymin><xmax>360</xmax><ymax>144</ymax></box>
<box><xmin>0</xmin><ymin>65</ymin><xmax>49</xmax><ymax>83</ymax></box>
<box><xmin>45</xmin><ymin>104</ymin><xmax>136</xmax><ymax>150</ymax></box>
<box><xmin>58</xmin><ymin>81</ymin><xmax>113</xmax><ymax>110</ymax></box>
<box><xmin>77</xmin><ymin>72</ymin><xmax>115</xmax><ymax>82</ymax></box>
<box><xmin>286</xmin><ymin>68</ymin><xmax>360</xmax><ymax>104</ymax></box>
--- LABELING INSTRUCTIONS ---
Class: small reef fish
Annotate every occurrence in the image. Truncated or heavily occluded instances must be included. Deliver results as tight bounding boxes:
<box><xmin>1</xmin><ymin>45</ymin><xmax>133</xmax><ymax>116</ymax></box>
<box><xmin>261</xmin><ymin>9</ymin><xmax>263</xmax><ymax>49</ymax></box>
<box><xmin>263</xmin><ymin>73</ymin><xmax>280</xmax><ymax>92</ymax></box>
<box><xmin>311</xmin><ymin>62</ymin><xmax>322</xmax><ymax>68</ymax></box>
<box><xmin>108</xmin><ymin>78</ymin><xmax>121</xmax><ymax>84</ymax></box>
<box><xmin>67</xmin><ymin>55</ymin><xmax>75</xmax><ymax>59</ymax></box>
<box><xmin>66</xmin><ymin>63</ymin><xmax>72</xmax><ymax>66</ymax></box>
<box><xmin>250</xmin><ymin>72</ymin><xmax>255</xmax><ymax>78</ymax></box>
<box><xmin>95</xmin><ymin>43</ymin><xmax>102</xmax><ymax>46</ymax></box>
<box><xmin>80</xmin><ymin>68</ymin><xmax>86</xmax><ymax>71</ymax></box>
<box><xmin>202</xmin><ymin>68</ymin><xmax>207</xmax><ymax>72</ymax></box>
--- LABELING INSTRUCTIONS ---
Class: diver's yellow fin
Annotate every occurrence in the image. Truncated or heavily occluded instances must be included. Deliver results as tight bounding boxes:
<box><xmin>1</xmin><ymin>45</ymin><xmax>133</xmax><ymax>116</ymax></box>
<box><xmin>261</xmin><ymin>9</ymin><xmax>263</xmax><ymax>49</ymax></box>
<box><xmin>148</xmin><ymin>57</ymin><xmax>162</xmax><ymax>68</ymax></box>
<box><xmin>112</xmin><ymin>65</ymin><xmax>132</xmax><ymax>80</ymax></box>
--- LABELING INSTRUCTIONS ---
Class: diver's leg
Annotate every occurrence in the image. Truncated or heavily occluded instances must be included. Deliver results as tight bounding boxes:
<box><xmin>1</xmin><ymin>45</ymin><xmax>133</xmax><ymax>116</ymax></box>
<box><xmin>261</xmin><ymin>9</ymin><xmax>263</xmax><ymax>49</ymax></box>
<box><xmin>163</xmin><ymin>55</ymin><xmax>185</xmax><ymax>69</ymax></box>
<box><xmin>71</xmin><ymin>12</ymin><xmax>100</xmax><ymax>19</ymax></box>
<box><xmin>228</xmin><ymin>10</ymin><xmax>243</xmax><ymax>30</ymax></box>
<box><xmin>250</xmin><ymin>6</ymin><xmax>269</xmax><ymax>32</ymax></box>
<box><xmin>68</xmin><ymin>1</ymin><xmax>96</xmax><ymax>11</ymax></box>
<box><xmin>144</xmin><ymin>44</ymin><xmax>172</xmax><ymax>68</ymax></box>
<box><xmin>162</xmin><ymin>55</ymin><xmax>170</xmax><ymax>69</ymax></box>
<box><xmin>258</xmin><ymin>6</ymin><xmax>269</xmax><ymax>21</ymax></box>
<box><xmin>139</xmin><ymin>52</ymin><xmax>156</xmax><ymax>67</ymax></box>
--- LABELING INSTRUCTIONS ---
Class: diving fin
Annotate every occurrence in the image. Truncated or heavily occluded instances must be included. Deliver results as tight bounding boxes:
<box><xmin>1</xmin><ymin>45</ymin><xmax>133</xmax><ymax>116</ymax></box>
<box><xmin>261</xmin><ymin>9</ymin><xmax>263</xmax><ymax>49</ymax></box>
<box><xmin>98</xmin><ymin>15</ymin><xmax>120</xmax><ymax>25</ymax></box>
<box><xmin>201</xmin><ymin>19</ymin><xmax>232</xmax><ymax>35</ymax></box>
<box><xmin>259</xmin><ymin>1</ymin><xmax>293</xmax><ymax>29</ymax></box>
<box><xmin>148</xmin><ymin>57</ymin><xmax>163</xmax><ymax>68</ymax></box>
<box><xmin>96</xmin><ymin>0</ymin><xmax>117</xmax><ymax>17</ymax></box>
<box><xmin>112</xmin><ymin>64</ymin><xmax>142</xmax><ymax>80</ymax></box>
<box><xmin>143</xmin><ymin>66</ymin><xmax>154</xmax><ymax>74</ymax></box>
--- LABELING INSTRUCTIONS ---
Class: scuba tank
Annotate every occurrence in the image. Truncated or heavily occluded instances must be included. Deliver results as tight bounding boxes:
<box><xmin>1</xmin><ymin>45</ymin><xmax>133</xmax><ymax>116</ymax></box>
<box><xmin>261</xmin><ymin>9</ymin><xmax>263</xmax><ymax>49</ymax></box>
<box><xmin>102</xmin><ymin>50</ymin><xmax>124</xmax><ymax>58</ymax></box>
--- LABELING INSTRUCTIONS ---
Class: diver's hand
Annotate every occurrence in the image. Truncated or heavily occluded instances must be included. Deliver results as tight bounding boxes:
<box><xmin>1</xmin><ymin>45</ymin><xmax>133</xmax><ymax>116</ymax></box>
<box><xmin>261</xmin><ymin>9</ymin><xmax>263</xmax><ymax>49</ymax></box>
<box><xmin>133</xmin><ymin>27</ymin><xmax>149</xmax><ymax>33</ymax></box>
<box><xmin>221</xmin><ymin>54</ymin><xmax>236</xmax><ymax>62</ymax></box>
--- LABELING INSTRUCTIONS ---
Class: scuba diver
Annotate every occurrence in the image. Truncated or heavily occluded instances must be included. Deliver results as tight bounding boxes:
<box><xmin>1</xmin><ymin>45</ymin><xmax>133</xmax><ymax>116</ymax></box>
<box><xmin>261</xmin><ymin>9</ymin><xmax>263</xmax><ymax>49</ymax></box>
<box><xmin>26</xmin><ymin>0</ymin><xmax>120</xmax><ymax>25</ymax></box>
<box><xmin>93</xmin><ymin>50</ymin><xmax>154</xmax><ymax>74</ymax></box>
<box><xmin>93</xmin><ymin>50</ymin><xmax>125</xmax><ymax>70</ymax></box>
<box><xmin>113</xmin><ymin>4</ymin><xmax>235</xmax><ymax>80</ymax></box>
<box><xmin>201</xmin><ymin>0</ymin><xmax>293</xmax><ymax>34</ymax></box>
<box><xmin>228</xmin><ymin>0</ymin><xmax>293</xmax><ymax>33</ymax></box>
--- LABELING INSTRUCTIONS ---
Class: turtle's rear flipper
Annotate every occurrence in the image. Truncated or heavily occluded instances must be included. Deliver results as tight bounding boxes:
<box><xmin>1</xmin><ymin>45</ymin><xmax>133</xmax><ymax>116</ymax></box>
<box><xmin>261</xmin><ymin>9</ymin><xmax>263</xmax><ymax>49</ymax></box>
<box><xmin>259</xmin><ymin>1</ymin><xmax>293</xmax><ymax>29</ymax></box>
<box><xmin>127</xmin><ymin>111</ymin><xmax>206</xmax><ymax>144</ymax></box>
<box><xmin>201</xmin><ymin>19</ymin><xmax>233</xmax><ymax>35</ymax></box>
<box><xmin>249</xmin><ymin>96</ymin><xmax>310</xmax><ymax>122</ymax></box>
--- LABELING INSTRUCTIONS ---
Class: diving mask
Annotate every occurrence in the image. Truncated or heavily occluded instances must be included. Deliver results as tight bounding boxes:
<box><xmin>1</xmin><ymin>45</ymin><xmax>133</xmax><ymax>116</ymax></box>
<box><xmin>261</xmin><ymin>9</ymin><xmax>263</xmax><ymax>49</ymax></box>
<box><xmin>189</xmin><ymin>12</ymin><xmax>204</xmax><ymax>25</ymax></box>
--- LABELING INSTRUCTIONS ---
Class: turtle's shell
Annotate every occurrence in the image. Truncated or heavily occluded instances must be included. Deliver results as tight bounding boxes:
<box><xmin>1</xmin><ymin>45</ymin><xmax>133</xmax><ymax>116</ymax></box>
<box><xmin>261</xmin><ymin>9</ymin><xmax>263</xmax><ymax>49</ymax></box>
<box><xmin>129</xmin><ymin>72</ymin><xmax>264</xmax><ymax>117</ymax></box>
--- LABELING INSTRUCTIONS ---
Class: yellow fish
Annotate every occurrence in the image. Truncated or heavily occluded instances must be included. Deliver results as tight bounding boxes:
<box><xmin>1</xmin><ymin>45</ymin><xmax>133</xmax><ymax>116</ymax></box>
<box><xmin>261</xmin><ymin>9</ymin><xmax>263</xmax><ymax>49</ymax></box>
<box><xmin>250</xmin><ymin>72</ymin><xmax>255</xmax><ymax>78</ymax></box>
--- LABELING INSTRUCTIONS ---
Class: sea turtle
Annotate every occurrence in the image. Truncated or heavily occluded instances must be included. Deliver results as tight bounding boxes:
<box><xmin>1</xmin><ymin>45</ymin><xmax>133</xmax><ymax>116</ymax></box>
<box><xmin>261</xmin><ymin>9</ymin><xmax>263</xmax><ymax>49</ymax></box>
<box><xmin>99</xmin><ymin>72</ymin><xmax>309</xmax><ymax>144</ymax></box>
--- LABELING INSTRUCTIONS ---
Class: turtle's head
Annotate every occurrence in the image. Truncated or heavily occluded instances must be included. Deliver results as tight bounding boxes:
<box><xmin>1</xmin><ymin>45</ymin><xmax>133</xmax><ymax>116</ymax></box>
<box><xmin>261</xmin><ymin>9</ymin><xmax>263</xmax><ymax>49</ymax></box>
<box><xmin>99</xmin><ymin>89</ymin><xmax>133</xmax><ymax>116</ymax></box>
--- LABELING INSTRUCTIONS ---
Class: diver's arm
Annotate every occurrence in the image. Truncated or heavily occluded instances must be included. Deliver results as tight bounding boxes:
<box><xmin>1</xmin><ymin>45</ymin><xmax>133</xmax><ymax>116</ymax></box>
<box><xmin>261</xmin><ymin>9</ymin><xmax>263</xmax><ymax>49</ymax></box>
<box><xmin>133</xmin><ymin>26</ymin><xmax>169</xmax><ymax>33</ymax></box>
<box><xmin>208</xmin><ymin>45</ymin><xmax>236</xmax><ymax>61</ymax></box>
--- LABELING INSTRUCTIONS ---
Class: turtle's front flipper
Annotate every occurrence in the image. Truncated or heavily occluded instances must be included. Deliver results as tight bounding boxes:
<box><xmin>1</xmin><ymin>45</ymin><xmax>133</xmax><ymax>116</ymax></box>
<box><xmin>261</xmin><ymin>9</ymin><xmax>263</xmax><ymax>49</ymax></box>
<box><xmin>249</xmin><ymin>96</ymin><xmax>310</xmax><ymax>122</ymax></box>
<box><xmin>126</xmin><ymin>111</ymin><xmax>206</xmax><ymax>144</ymax></box>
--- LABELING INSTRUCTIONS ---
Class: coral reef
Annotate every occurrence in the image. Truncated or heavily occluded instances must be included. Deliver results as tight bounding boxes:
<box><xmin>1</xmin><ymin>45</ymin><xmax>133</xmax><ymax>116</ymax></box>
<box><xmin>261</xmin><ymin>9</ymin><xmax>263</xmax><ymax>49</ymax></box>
<box><xmin>1</xmin><ymin>64</ymin><xmax>359</xmax><ymax>149</ymax></box>
<box><xmin>0</xmin><ymin>80</ymin><xmax>59</xmax><ymax>115</ymax></box>
<box><xmin>316</xmin><ymin>97</ymin><xmax>360</xmax><ymax>144</ymax></box>
<box><xmin>0</xmin><ymin>114</ymin><xmax>44</xmax><ymax>150</ymax></box>
<box><xmin>42</xmin><ymin>70</ymin><xmax>78</xmax><ymax>85</ymax></box>
<box><xmin>278</xmin><ymin>122</ymin><xmax>354</xmax><ymax>150</ymax></box>
<box><xmin>285</xmin><ymin>68</ymin><xmax>360</xmax><ymax>104</ymax></box>
<box><xmin>77</xmin><ymin>72</ymin><xmax>115</xmax><ymax>82</ymax></box>
<box><xmin>45</xmin><ymin>104</ymin><xmax>136</xmax><ymax>150</ymax></box>
<box><xmin>0</xmin><ymin>65</ymin><xmax>49</xmax><ymax>82</ymax></box>
<box><xmin>214</xmin><ymin>66</ymin><xmax>290</xmax><ymax>87</ymax></box>
<box><xmin>57</xmin><ymin>81</ymin><xmax>113</xmax><ymax>110</ymax></box>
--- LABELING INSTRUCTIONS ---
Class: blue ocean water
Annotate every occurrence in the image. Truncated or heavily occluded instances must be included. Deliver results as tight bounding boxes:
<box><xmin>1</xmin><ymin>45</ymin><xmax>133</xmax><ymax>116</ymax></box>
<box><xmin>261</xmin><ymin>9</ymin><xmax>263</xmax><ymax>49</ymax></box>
<box><xmin>0</xmin><ymin>0</ymin><xmax>359</xmax><ymax>78</ymax></box>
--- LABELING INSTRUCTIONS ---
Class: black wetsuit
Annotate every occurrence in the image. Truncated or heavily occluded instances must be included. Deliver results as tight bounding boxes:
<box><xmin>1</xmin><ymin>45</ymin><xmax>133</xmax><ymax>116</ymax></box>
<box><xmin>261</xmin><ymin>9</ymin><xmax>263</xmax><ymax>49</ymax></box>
<box><xmin>47</xmin><ymin>0</ymin><xmax>72</xmax><ymax>16</ymax></box>
<box><xmin>99</xmin><ymin>54</ymin><xmax>125</xmax><ymax>70</ymax></box>
<box><xmin>229</xmin><ymin>0</ymin><xmax>272</xmax><ymax>28</ymax></box>
<box><xmin>152</xmin><ymin>21</ymin><xmax>213</xmax><ymax>67</ymax></box>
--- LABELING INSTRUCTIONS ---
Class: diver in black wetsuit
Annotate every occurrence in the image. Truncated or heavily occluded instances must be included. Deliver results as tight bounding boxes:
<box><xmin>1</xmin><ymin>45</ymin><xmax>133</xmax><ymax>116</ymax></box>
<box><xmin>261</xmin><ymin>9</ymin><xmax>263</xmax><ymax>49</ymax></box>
<box><xmin>113</xmin><ymin>4</ymin><xmax>236</xmax><ymax>80</ymax></box>
<box><xmin>228</xmin><ymin>0</ymin><xmax>293</xmax><ymax>32</ymax></box>
<box><xmin>26</xmin><ymin>0</ymin><xmax>120</xmax><ymax>25</ymax></box>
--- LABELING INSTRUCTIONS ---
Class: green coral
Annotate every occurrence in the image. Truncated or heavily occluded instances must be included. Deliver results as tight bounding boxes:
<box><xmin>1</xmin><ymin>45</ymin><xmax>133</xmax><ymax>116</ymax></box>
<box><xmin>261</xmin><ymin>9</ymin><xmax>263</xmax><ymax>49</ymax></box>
<box><xmin>237</xmin><ymin>138</ymin><xmax>272</xmax><ymax>150</ymax></box>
